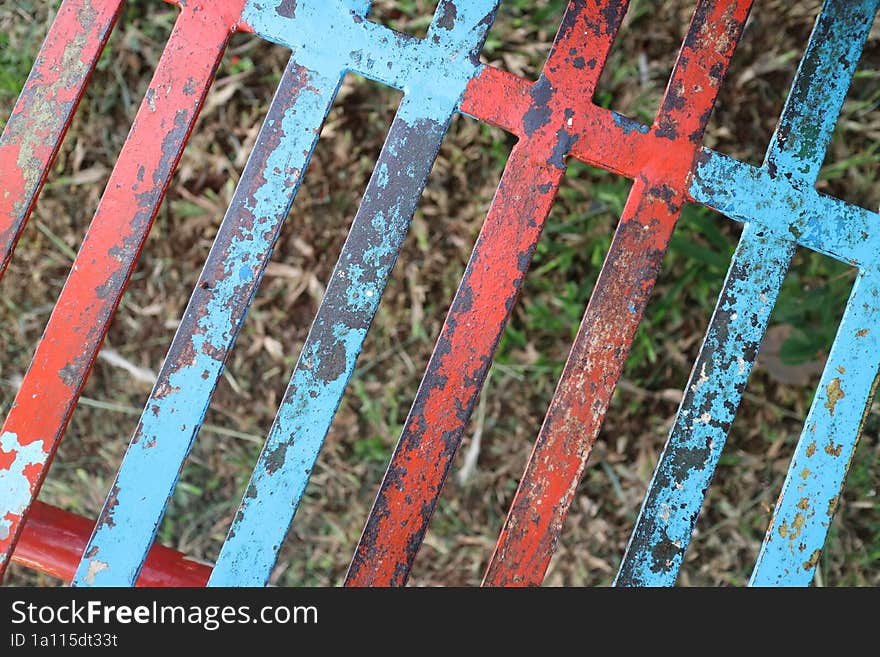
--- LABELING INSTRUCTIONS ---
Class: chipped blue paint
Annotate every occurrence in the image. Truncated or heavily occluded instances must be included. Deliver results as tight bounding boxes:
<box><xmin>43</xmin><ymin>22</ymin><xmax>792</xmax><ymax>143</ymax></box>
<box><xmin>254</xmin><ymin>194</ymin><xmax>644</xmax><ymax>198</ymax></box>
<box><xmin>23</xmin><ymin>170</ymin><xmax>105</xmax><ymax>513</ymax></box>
<box><xmin>244</xmin><ymin>0</ymin><xmax>493</xmax><ymax>116</ymax></box>
<box><xmin>751</xmin><ymin>273</ymin><xmax>880</xmax><ymax>585</ymax></box>
<box><xmin>616</xmin><ymin>227</ymin><xmax>794</xmax><ymax>586</ymax></box>
<box><xmin>616</xmin><ymin>0</ymin><xmax>878</xmax><ymax>587</ymax></box>
<box><xmin>689</xmin><ymin>152</ymin><xmax>880</xmax><ymax>269</ymax></box>
<box><xmin>0</xmin><ymin>432</ymin><xmax>45</xmax><ymax>565</ymax></box>
<box><xmin>71</xmin><ymin>55</ymin><xmax>357</xmax><ymax>587</ymax></box>
<box><xmin>61</xmin><ymin>0</ymin><xmax>879</xmax><ymax>589</ymax></box>
<box><xmin>208</xmin><ymin>0</ymin><xmax>500</xmax><ymax>587</ymax></box>
<box><xmin>612</xmin><ymin>111</ymin><xmax>651</xmax><ymax>136</ymax></box>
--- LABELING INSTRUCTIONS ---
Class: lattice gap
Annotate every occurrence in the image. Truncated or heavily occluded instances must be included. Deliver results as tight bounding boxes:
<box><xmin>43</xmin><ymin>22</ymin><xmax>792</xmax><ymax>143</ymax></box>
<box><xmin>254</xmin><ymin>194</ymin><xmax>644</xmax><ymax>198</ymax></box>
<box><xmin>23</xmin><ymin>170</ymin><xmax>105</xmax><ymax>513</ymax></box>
<box><xmin>593</xmin><ymin>0</ymin><xmax>691</xmax><ymax>123</ymax></box>
<box><xmin>368</xmin><ymin>0</ymin><xmax>440</xmax><ymax>39</ymax></box>
<box><xmin>478</xmin><ymin>0</ymin><xmax>568</xmax><ymax>80</ymax></box>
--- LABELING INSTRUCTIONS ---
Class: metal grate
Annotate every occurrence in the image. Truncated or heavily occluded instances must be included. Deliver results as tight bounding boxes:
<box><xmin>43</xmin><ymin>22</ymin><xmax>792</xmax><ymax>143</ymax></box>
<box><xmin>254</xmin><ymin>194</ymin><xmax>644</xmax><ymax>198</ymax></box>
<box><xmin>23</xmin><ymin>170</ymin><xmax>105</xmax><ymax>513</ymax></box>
<box><xmin>0</xmin><ymin>0</ymin><xmax>876</xmax><ymax>587</ymax></box>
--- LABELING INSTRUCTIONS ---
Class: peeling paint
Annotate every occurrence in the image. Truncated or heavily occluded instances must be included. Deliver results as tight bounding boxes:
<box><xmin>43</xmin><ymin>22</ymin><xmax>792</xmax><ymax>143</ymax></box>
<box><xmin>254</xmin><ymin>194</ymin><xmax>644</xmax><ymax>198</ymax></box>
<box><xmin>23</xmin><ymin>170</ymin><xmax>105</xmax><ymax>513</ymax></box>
<box><xmin>7</xmin><ymin>0</ymin><xmax>878</xmax><ymax>590</ymax></box>
<box><xmin>74</xmin><ymin>55</ymin><xmax>348</xmax><ymax>588</ymax></box>
<box><xmin>1</xmin><ymin>0</ymin><xmax>250</xmax><ymax>581</ymax></box>
<box><xmin>0</xmin><ymin>433</ymin><xmax>45</xmax><ymax>550</ymax></box>
<box><xmin>0</xmin><ymin>0</ymin><xmax>123</xmax><ymax>279</ymax></box>
<box><xmin>348</xmin><ymin>0</ymin><xmax>637</xmax><ymax>588</ymax></box>
<box><xmin>484</xmin><ymin>0</ymin><xmax>751</xmax><ymax>588</ymax></box>
<box><xmin>208</xmin><ymin>0</ymin><xmax>501</xmax><ymax>587</ymax></box>
<box><xmin>619</xmin><ymin>0</ymin><xmax>877</xmax><ymax>588</ymax></box>
<box><xmin>823</xmin><ymin>377</ymin><xmax>845</xmax><ymax>416</ymax></box>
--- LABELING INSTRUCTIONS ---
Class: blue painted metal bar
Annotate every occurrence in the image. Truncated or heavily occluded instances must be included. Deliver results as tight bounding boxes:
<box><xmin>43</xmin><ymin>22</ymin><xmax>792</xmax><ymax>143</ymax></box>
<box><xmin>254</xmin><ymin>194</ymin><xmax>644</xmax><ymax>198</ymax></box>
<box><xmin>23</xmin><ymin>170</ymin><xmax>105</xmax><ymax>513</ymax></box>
<box><xmin>690</xmin><ymin>153</ymin><xmax>880</xmax><ymax>270</ymax></box>
<box><xmin>68</xmin><ymin>0</ymin><xmax>373</xmax><ymax>583</ymax></box>
<box><xmin>616</xmin><ymin>0</ymin><xmax>878</xmax><ymax>587</ymax></box>
<box><xmin>208</xmin><ymin>0</ymin><xmax>500</xmax><ymax>587</ymax></box>
<box><xmin>245</xmin><ymin>0</ymin><xmax>492</xmax><ymax>100</ymax></box>
<box><xmin>751</xmin><ymin>273</ymin><xmax>880</xmax><ymax>585</ymax></box>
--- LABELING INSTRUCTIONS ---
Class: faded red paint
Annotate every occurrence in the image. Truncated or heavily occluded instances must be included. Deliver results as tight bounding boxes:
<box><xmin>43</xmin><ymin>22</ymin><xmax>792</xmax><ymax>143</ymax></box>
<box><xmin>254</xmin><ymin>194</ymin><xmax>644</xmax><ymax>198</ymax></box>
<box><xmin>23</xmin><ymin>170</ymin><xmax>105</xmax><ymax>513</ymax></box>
<box><xmin>484</xmin><ymin>0</ymin><xmax>752</xmax><ymax>586</ymax></box>
<box><xmin>0</xmin><ymin>0</ymin><xmax>123</xmax><ymax>278</ymax></box>
<box><xmin>14</xmin><ymin>502</ymin><xmax>210</xmax><ymax>586</ymax></box>
<box><xmin>0</xmin><ymin>0</ymin><xmax>250</xmax><ymax>579</ymax></box>
<box><xmin>347</xmin><ymin>0</ymin><xmax>630</xmax><ymax>587</ymax></box>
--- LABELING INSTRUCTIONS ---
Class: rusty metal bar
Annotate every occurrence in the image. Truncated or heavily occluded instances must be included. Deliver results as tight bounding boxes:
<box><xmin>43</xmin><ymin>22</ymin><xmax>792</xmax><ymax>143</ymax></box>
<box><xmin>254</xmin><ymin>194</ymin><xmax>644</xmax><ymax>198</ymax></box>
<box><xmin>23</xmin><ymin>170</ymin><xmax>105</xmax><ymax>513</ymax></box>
<box><xmin>751</xmin><ymin>273</ymin><xmax>880</xmax><ymax>585</ymax></box>
<box><xmin>481</xmin><ymin>0</ymin><xmax>752</xmax><ymax>587</ymax></box>
<box><xmin>4</xmin><ymin>0</ymin><xmax>878</xmax><ymax>588</ymax></box>
<box><xmin>0</xmin><ymin>0</ymin><xmax>123</xmax><ymax>279</ymax></box>
<box><xmin>0</xmin><ymin>0</ymin><xmax>250</xmax><ymax>579</ymax></box>
<box><xmin>346</xmin><ymin>0</ymin><xmax>628</xmax><ymax>588</ymax></box>
<box><xmin>72</xmin><ymin>0</ymin><xmax>377</xmax><ymax>587</ymax></box>
<box><xmin>617</xmin><ymin>0</ymin><xmax>877</xmax><ymax>587</ymax></box>
<box><xmin>207</xmin><ymin>0</ymin><xmax>501</xmax><ymax>587</ymax></box>
<box><xmin>71</xmin><ymin>62</ymin><xmax>349</xmax><ymax>587</ymax></box>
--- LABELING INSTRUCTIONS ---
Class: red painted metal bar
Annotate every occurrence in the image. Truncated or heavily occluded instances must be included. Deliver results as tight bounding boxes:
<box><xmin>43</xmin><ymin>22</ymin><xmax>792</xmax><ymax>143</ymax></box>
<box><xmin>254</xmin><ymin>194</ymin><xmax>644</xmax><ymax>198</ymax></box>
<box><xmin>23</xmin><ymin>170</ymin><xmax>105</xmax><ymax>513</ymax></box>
<box><xmin>0</xmin><ymin>0</ymin><xmax>249</xmax><ymax>579</ymax></box>
<box><xmin>483</xmin><ymin>0</ymin><xmax>752</xmax><ymax>586</ymax></box>
<box><xmin>0</xmin><ymin>0</ymin><xmax>123</xmax><ymax>278</ymax></box>
<box><xmin>13</xmin><ymin>501</ymin><xmax>210</xmax><ymax>586</ymax></box>
<box><xmin>346</xmin><ymin>0</ymin><xmax>628</xmax><ymax>587</ymax></box>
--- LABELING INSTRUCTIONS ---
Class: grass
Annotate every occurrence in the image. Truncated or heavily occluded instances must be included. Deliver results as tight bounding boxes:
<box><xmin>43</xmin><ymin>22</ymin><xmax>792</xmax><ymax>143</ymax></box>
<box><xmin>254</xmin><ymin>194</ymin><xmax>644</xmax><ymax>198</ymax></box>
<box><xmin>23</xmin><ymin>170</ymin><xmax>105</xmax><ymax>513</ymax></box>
<box><xmin>1</xmin><ymin>0</ymin><xmax>878</xmax><ymax>587</ymax></box>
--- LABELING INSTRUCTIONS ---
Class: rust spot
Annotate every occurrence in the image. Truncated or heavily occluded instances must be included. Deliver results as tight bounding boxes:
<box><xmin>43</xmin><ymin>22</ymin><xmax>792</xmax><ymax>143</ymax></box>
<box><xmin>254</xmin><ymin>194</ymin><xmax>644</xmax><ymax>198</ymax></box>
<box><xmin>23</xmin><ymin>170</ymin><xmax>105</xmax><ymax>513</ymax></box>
<box><xmin>802</xmin><ymin>549</ymin><xmax>821</xmax><ymax>571</ymax></box>
<box><xmin>826</xmin><ymin>497</ymin><xmax>838</xmax><ymax>517</ymax></box>
<box><xmin>790</xmin><ymin>512</ymin><xmax>805</xmax><ymax>539</ymax></box>
<box><xmin>435</xmin><ymin>2</ymin><xmax>457</xmax><ymax>31</ymax></box>
<box><xmin>276</xmin><ymin>0</ymin><xmax>297</xmax><ymax>19</ymax></box>
<box><xmin>96</xmin><ymin>484</ymin><xmax>121</xmax><ymax>530</ymax></box>
<box><xmin>856</xmin><ymin>328</ymin><xmax>869</xmax><ymax>337</ymax></box>
<box><xmin>264</xmin><ymin>443</ymin><xmax>287</xmax><ymax>475</ymax></box>
<box><xmin>823</xmin><ymin>378</ymin><xmax>844</xmax><ymax>416</ymax></box>
<box><xmin>806</xmin><ymin>441</ymin><xmax>816</xmax><ymax>457</ymax></box>
<box><xmin>796</xmin><ymin>497</ymin><xmax>810</xmax><ymax>511</ymax></box>
<box><xmin>824</xmin><ymin>439</ymin><xmax>842</xmax><ymax>457</ymax></box>
<box><xmin>778</xmin><ymin>520</ymin><xmax>789</xmax><ymax>538</ymax></box>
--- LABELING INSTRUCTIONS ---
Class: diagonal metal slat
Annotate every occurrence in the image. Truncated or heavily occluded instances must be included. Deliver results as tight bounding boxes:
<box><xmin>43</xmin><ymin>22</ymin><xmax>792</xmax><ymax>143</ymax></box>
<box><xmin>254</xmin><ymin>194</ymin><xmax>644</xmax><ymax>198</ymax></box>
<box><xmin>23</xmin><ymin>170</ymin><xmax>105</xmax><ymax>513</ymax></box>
<box><xmin>750</xmin><ymin>272</ymin><xmax>880</xmax><ymax>585</ymax></box>
<box><xmin>346</xmin><ymin>0</ymin><xmax>629</xmax><ymax>588</ymax></box>
<box><xmin>206</xmin><ymin>0</ymin><xmax>502</xmax><ymax>587</ymax></box>
<box><xmin>3</xmin><ymin>0</ymin><xmax>878</xmax><ymax>589</ymax></box>
<box><xmin>0</xmin><ymin>0</ymin><xmax>123</xmax><ymax>278</ymax></box>
<box><xmin>0</xmin><ymin>0</ymin><xmax>250</xmax><ymax>579</ymax></box>
<box><xmin>483</xmin><ymin>0</ymin><xmax>753</xmax><ymax>587</ymax></box>
<box><xmin>617</xmin><ymin>0</ymin><xmax>878</xmax><ymax>587</ymax></box>
<box><xmin>71</xmin><ymin>61</ymin><xmax>352</xmax><ymax>586</ymax></box>
<box><xmin>72</xmin><ymin>0</ymin><xmax>377</xmax><ymax>589</ymax></box>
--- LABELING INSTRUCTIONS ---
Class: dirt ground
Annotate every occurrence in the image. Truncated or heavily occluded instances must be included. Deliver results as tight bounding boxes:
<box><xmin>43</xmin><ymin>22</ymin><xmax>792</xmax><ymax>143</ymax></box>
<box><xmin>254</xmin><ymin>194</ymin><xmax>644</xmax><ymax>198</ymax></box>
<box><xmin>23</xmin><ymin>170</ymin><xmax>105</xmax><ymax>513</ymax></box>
<box><xmin>1</xmin><ymin>0</ymin><xmax>878</xmax><ymax>586</ymax></box>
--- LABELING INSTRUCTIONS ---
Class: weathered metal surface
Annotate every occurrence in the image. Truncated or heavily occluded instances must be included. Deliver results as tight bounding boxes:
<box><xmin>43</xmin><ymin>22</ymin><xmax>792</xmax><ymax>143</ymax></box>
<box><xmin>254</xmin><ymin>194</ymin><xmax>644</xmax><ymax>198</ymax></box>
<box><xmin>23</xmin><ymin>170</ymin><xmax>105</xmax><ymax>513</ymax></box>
<box><xmin>0</xmin><ymin>0</ymin><xmax>122</xmax><ymax>278</ymax></box>
<box><xmin>207</xmin><ymin>0</ymin><xmax>501</xmax><ymax>587</ymax></box>
<box><xmin>0</xmin><ymin>0</ymin><xmax>250</xmax><ymax>578</ymax></box>
<box><xmin>751</xmin><ymin>276</ymin><xmax>880</xmax><ymax>585</ymax></box>
<box><xmin>617</xmin><ymin>0</ymin><xmax>878</xmax><ymax>587</ymax></box>
<box><xmin>346</xmin><ymin>0</ymin><xmax>629</xmax><ymax>588</ymax></box>
<box><xmin>480</xmin><ymin>0</ymin><xmax>752</xmax><ymax>587</ymax></box>
<box><xmin>689</xmin><ymin>152</ymin><xmax>880</xmax><ymax>270</ymax></box>
<box><xmin>71</xmin><ymin>54</ymin><xmax>357</xmax><ymax>588</ymax></box>
<box><xmin>6</xmin><ymin>0</ymin><xmax>880</xmax><ymax>588</ymax></box>
<box><xmin>15</xmin><ymin>502</ymin><xmax>210</xmax><ymax>586</ymax></box>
